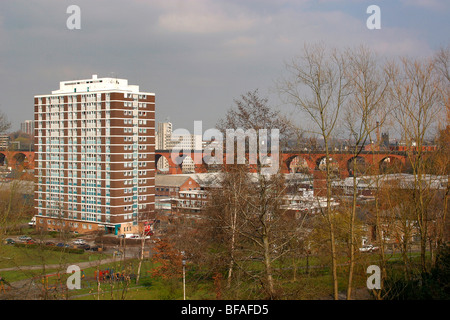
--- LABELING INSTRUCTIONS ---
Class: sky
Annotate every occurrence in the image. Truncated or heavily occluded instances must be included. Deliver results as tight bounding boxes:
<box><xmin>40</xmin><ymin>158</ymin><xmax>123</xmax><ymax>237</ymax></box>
<box><xmin>0</xmin><ymin>0</ymin><xmax>448</xmax><ymax>134</ymax></box>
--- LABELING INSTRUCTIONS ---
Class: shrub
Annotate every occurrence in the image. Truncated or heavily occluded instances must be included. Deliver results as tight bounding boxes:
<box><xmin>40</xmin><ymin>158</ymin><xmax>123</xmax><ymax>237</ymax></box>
<box><xmin>382</xmin><ymin>245</ymin><xmax>450</xmax><ymax>300</ymax></box>
<box><xmin>13</xmin><ymin>243</ymin><xmax>84</xmax><ymax>254</ymax></box>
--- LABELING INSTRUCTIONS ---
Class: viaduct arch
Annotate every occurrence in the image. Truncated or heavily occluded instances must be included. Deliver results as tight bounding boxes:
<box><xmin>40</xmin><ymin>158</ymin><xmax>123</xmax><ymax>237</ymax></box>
<box><xmin>0</xmin><ymin>150</ymin><xmax>410</xmax><ymax>177</ymax></box>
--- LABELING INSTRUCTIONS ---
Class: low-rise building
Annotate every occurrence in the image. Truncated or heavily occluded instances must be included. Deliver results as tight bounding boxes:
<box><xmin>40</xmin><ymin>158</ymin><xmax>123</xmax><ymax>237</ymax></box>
<box><xmin>175</xmin><ymin>189</ymin><xmax>209</xmax><ymax>212</ymax></box>
<box><xmin>155</xmin><ymin>174</ymin><xmax>202</xmax><ymax>211</ymax></box>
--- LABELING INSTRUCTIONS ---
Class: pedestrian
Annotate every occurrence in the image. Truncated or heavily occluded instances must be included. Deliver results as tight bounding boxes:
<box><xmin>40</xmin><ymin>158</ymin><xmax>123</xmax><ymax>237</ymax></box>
<box><xmin>0</xmin><ymin>275</ymin><xmax>7</xmax><ymax>293</ymax></box>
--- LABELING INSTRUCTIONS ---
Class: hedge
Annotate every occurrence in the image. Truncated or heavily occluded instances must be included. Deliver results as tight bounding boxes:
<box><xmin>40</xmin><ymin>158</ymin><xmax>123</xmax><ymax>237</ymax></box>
<box><xmin>13</xmin><ymin>242</ymin><xmax>84</xmax><ymax>254</ymax></box>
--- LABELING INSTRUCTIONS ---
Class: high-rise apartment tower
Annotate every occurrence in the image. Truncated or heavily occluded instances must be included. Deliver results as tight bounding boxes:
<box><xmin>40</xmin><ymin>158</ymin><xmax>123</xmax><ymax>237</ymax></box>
<box><xmin>21</xmin><ymin>120</ymin><xmax>35</xmax><ymax>136</ymax></box>
<box><xmin>34</xmin><ymin>75</ymin><xmax>155</xmax><ymax>235</ymax></box>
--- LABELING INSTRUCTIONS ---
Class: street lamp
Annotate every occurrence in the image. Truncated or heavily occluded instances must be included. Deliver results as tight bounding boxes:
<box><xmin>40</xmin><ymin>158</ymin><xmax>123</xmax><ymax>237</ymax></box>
<box><xmin>181</xmin><ymin>250</ymin><xmax>186</xmax><ymax>300</ymax></box>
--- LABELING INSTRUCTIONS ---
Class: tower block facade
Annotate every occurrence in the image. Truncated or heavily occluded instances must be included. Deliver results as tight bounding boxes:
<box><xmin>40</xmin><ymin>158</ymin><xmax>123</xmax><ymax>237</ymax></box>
<box><xmin>34</xmin><ymin>75</ymin><xmax>155</xmax><ymax>235</ymax></box>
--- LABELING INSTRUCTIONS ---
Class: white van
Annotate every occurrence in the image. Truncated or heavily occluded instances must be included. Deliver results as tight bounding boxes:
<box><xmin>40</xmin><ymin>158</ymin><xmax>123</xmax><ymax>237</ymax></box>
<box><xmin>28</xmin><ymin>217</ymin><xmax>36</xmax><ymax>227</ymax></box>
<box><xmin>73</xmin><ymin>239</ymin><xmax>86</xmax><ymax>245</ymax></box>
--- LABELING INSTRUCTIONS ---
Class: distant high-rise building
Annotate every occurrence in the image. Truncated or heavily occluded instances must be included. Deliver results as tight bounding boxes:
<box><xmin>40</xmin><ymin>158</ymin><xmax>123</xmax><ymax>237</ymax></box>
<box><xmin>167</xmin><ymin>133</ymin><xmax>202</xmax><ymax>151</ymax></box>
<box><xmin>34</xmin><ymin>74</ymin><xmax>155</xmax><ymax>235</ymax></box>
<box><xmin>155</xmin><ymin>121</ymin><xmax>202</xmax><ymax>173</ymax></box>
<box><xmin>156</xmin><ymin>121</ymin><xmax>202</xmax><ymax>150</ymax></box>
<box><xmin>0</xmin><ymin>135</ymin><xmax>9</xmax><ymax>151</ymax></box>
<box><xmin>156</xmin><ymin>122</ymin><xmax>173</xmax><ymax>150</ymax></box>
<box><xmin>21</xmin><ymin>120</ymin><xmax>34</xmax><ymax>136</ymax></box>
<box><xmin>156</xmin><ymin>122</ymin><xmax>172</xmax><ymax>171</ymax></box>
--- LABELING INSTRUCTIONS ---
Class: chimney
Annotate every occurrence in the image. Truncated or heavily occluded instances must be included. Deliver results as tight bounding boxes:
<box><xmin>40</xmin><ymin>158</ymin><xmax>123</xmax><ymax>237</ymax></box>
<box><xmin>376</xmin><ymin>121</ymin><xmax>380</xmax><ymax>145</ymax></box>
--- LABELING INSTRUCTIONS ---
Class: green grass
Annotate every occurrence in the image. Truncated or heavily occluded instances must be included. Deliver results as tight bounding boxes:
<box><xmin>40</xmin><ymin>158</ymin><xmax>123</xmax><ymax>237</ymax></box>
<box><xmin>0</xmin><ymin>244</ymin><xmax>107</xmax><ymax>269</ymax></box>
<box><xmin>0</xmin><ymin>240</ymin><xmax>435</xmax><ymax>300</ymax></box>
<box><xmin>0</xmin><ymin>268</ymin><xmax>62</xmax><ymax>283</ymax></box>
<box><xmin>69</xmin><ymin>273</ymin><xmax>216</xmax><ymax>300</ymax></box>
<box><xmin>0</xmin><ymin>243</ymin><xmax>113</xmax><ymax>287</ymax></box>
<box><xmin>57</xmin><ymin>258</ymin><xmax>216</xmax><ymax>300</ymax></box>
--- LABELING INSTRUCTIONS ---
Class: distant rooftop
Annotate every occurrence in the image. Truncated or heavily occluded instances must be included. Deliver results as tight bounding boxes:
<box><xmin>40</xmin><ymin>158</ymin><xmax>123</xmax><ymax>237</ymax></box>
<box><xmin>37</xmin><ymin>74</ymin><xmax>154</xmax><ymax>95</ymax></box>
<box><xmin>156</xmin><ymin>175</ymin><xmax>193</xmax><ymax>187</ymax></box>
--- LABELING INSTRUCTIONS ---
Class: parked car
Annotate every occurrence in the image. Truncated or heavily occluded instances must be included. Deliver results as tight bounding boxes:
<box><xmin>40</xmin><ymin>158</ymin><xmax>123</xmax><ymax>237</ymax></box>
<box><xmin>45</xmin><ymin>241</ymin><xmax>55</xmax><ymax>246</ymax></box>
<box><xmin>73</xmin><ymin>239</ymin><xmax>86</xmax><ymax>245</ymax></box>
<box><xmin>56</xmin><ymin>243</ymin><xmax>70</xmax><ymax>248</ymax></box>
<box><xmin>79</xmin><ymin>244</ymin><xmax>91</xmax><ymax>250</ymax></box>
<box><xmin>18</xmin><ymin>236</ymin><xmax>32</xmax><ymax>242</ymax></box>
<box><xmin>4</xmin><ymin>238</ymin><xmax>15</xmax><ymax>245</ymax></box>
<box><xmin>359</xmin><ymin>244</ymin><xmax>379</xmax><ymax>253</ymax></box>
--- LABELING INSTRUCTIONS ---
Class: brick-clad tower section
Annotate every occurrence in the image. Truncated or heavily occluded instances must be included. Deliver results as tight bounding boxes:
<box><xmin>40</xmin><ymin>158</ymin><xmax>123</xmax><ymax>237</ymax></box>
<box><xmin>34</xmin><ymin>75</ymin><xmax>155</xmax><ymax>235</ymax></box>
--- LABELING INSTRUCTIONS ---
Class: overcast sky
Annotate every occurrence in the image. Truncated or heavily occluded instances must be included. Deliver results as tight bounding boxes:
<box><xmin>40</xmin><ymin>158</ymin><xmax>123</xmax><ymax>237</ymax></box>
<box><xmin>0</xmin><ymin>0</ymin><xmax>448</xmax><ymax>133</ymax></box>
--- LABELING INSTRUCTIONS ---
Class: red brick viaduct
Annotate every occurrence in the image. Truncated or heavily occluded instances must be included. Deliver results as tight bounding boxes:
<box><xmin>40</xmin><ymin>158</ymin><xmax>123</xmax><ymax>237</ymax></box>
<box><xmin>0</xmin><ymin>150</ymin><xmax>414</xmax><ymax>178</ymax></box>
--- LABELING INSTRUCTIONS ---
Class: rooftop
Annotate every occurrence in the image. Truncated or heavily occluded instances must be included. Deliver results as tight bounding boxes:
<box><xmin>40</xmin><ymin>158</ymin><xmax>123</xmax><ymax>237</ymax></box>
<box><xmin>155</xmin><ymin>175</ymin><xmax>193</xmax><ymax>187</ymax></box>
<box><xmin>36</xmin><ymin>74</ymin><xmax>155</xmax><ymax>96</ymax></box>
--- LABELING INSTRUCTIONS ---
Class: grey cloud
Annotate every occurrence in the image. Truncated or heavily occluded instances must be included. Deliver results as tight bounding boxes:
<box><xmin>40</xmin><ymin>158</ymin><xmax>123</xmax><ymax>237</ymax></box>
<box><xmin>0</xmin><ymin>0</ymin><xmax>447</xmax><ymax>131</ymax></box>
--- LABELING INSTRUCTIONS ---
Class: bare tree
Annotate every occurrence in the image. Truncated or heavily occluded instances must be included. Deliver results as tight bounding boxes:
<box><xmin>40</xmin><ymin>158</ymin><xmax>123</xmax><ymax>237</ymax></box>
<box><xmin>279</xmin><ymin>43</ymin><xmax>350</xmax><ymax>300</ymax></box>
<box><xmin>388</xmin><ymin>54</ymin><xmax>445</xmax><ymax>274</ymax></box>
<box><xmin>206</xmin><ymin>166</ymin><xmax>300</xmax><ymax>299</ymax></box>
<box><xmin>135</xmin><ymin>207</ymin><xmax>155</xmax><ymax>285</ymax></box>
<box><xmin>342</xmin><ymin>45</ymin><xmax>391</xmax><ymax>299</ymax></box>
<box><xmin>217</xmin><ymin>89</ymin><xmax>292</xmax><ymax>145</ymax></box>
<box><xmin>431</xmin><ymin>46</ymin><xmax>450</xmax><ymax>263</ymax></box>
<box><xmin>0</xmin><ymin>111</ymin><xmax>11</xmax><ymax>135</ymax></box>
<box><xmin>434</xmin><ymin>46</ymin><xmax>450</xmax><ymax>83</ymax></box>
<box><xmin>208</xmin><ymin>165</ymin><xmax>249</xmax><ymax>290</ymax></box>
<box><xmin>202</xmin><ymin>89</ymin><xmax>303</xmax><ymax>299</ymax></box>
